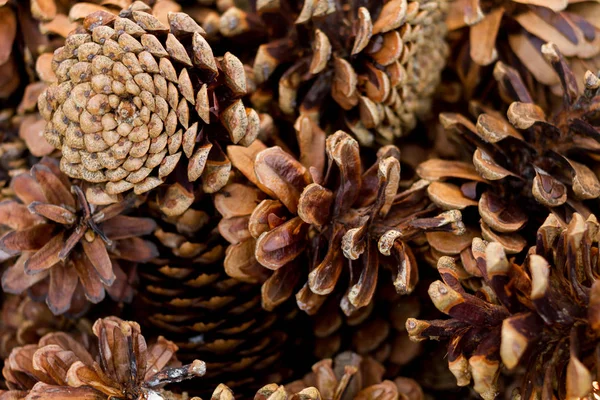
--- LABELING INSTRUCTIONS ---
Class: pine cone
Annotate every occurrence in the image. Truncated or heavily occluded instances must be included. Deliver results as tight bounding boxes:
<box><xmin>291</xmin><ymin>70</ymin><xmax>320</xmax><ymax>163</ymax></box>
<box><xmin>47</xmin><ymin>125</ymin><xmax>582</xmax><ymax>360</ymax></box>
<box><xmin>407</xmin><ymin>213</ymin><xmax>600</xmax><ymax>399</ymax></box>
<box><xmin>447</xmin><ymin>0</ymin><xmax>600</xmax><ymax>96</ymax></box>
<box><xmin>0</xmin><ymin>294</ymin><xmax>92</xmax><ymax>362</ymax></box>
<box><xmin>419</xmin><ymin>43</ymin><xmax>600</xmax><ymax>260</ymax></box>
<box><xmin>216</xmin><ymin>117</ymin><xmax>465</xmax><ymax>315</ymax></box>
<box><xmin>38</xmin><ymin>1</ymin><xmax>259</xmax><ymax>198</ymax></box>
<box><xmin>215</xmin><ymin>0</ymin><xmax>449</xmax><ymax>145</ymax></box>
<box><xmin>1</xmin><ymin>316</ymin><xmax>206</xmax><ymax>399</ymax></box>
<box><xmin>0</xmin><ymin>157</ymin><xmax>157</xmax><ymax>315</ymax></box>
<box><xmin>311</xmin><ymin>281</ymin><xmax>422</xmax><ymax>375</ymax></box>
<box><xmin>136</xmin><ymin>192</ymin><xmax>310</xmax><ymax>397</ymax></box>
<box><xmin>211</xmin><ymin>351</ymin><xmax>423</xmax><ymax>400</ymax></box>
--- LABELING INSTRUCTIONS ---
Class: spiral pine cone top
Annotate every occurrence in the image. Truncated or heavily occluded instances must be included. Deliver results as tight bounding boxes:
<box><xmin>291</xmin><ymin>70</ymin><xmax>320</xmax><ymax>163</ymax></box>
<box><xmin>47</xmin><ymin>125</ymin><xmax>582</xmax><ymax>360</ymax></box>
<box><xmin>38</xmin><ymin>1</ymin><xmax>259</xmax><ymax>197</ymax></box>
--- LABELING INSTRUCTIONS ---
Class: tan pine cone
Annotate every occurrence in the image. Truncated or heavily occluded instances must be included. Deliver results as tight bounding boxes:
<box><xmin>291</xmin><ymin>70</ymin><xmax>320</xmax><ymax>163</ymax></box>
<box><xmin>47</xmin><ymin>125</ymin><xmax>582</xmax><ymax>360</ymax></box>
<box><xmin>1</xmin><ymin>316</ymin><xmax>206</xmax><ymax>399</ymax></box>
<box><xmin>447</xmin><ymin>0</ymin><xmax>600</xmax><ymax>97</ymax></box>
<box><xmin>136</xmin><ymin>192</ymin><xmax>308</xmax><ymax>397</ymax></box>
<box><xmin>0</xmin><ymin>157</ymin><xmax>158</xmax><ymax>315</ymax></box>
<box><xmin>38</xmin><ymin>1</ymin><xmax>259</xmax><ymax>198</ymax></box>
<box><xmin>408</xmin><ymin>213</ymin><xmax>600</xmax><ymax>400</ymax></box>
<box><xmin>216</xmin><ymin>116</ymin><xmax>465</xmax><ymax>315</ymax></box>
<box><xmin>214</xmin><ymin>0</ymin><xmax>449</xmax><ymax>146</ymax></box>
<box><xmin>210</xmin><ymin>351</ymin><xmax>424</xmax><ymax>400</ymax></box>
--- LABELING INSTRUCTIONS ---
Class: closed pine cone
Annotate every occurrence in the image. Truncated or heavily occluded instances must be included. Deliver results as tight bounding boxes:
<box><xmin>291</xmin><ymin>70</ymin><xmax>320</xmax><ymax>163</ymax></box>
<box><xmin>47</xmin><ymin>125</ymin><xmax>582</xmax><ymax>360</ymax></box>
<box><xmin>38</xmin><ymin>1</ymin><xmax>259</xmax><ymax>199</ymax></box>
<box><xmin>136</xmin><ymin>191</ymin><xmax>310</xmax><ymax>397</ymax></box>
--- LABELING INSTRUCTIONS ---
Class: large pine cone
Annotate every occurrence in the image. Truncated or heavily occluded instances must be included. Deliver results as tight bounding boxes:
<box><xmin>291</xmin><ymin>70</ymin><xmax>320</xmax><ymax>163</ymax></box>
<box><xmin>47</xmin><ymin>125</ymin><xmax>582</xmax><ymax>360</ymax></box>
<box><xmin>136</xmin><ymin>192</ymin><xmax>311</xmax><ymax>397</ymax></box>
<box><xmin>216</xmin><ymin>0</ymin><xmax>449</xmax><ymax>145</ymax></box>
<box><xmin>38</xmin><ymin>1</ymin><xmax>259</xmax><ymax>197</ymax></box>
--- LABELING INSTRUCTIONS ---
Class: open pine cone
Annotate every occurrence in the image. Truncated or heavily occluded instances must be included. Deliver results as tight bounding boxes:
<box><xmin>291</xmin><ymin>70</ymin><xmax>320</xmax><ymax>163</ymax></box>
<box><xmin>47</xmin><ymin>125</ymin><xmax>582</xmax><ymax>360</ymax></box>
<box><xmin>0</xmin><ymin>157</ymin><xmax>157</xmax><ymax>315</ymax></box>
<box><xmin>1</xmin><ymin>316</ymin><xmax>206</xmax><ymax>399</ymax></box>
<box><xmin>216</xmin><ymin>117</ymin><xmax>465</xmax><ymax>315</ymax></box>
<box><xmin>215</xmin><ymin>0</ymin><xmax>449</xmax><ymax>145</ymax></box>
<box><xmin>38</xmin><ymin>1</ymin><xmax>259</xmax><ymax>198</ymax></box>
<box><xmin>422</xmin><ymin>43</ymin><xmax>600</xmax><ymax>259</ymax></box>
<box><xmin>407</xmin><ymin>213</ymin><xmax>600</xmax><ymax>400</ymax></box>
<box><xmin>211</xmin><ymin>351</ymin><xmax>423</xmax><ymax>400</ymax></box>
<box><xmin>447</xmin><ymin>0</ymin><xmax>600</xmax><ymax>96</ymax></box>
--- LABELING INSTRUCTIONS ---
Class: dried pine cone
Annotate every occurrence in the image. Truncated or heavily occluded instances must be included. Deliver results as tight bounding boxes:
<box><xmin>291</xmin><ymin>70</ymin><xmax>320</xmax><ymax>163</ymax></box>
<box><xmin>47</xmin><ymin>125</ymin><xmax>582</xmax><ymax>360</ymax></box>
<box><xmin>210</xmin><ymin>351</ymin><xmax>423</xmax><ymax>400</ymax></box>
<box><xmin>408</xmin><ymin>213</ymin><xmax>600</xmax><ymax>399</ymax></box>
<box><xmin>136</xmin><ymin>192</ymin><xmax>308</xmax><ymax>396</ymax></box>
<box><xmin>421</xmin><ymin>43</ymin><xmax>600</xmax><ymax>260</ymax></box>
<box><xmin>0</xmin><ymin>157</ymin><xmax>157</xmax><ymax>315</ymax></box>
<box><xmin>216</xmin><ymin>0</ymin><xmax>449</xmax><ymax>145</ymax></box>
<box><xmin>1</xmin><ymin>316</ymin><xmax>206</xmax><ymax>399</ymax></box>
<box><xmin>216</xmin><ymin>117</ymin><xmax>465</xmax><ymax>315</ymax></box>
<box><xmin>312</xmin><ymin>281</ymin><xmax>422</xmax><ymax>376</ymax></box>
<box><xmin>447</xmin><ymin>0</ymin><xmax>600</xmax><ymax>96</ymax></box>
<box><xmin>38</xmin><ymin>1</ymin><xmax>259</xmax><ymax>198</ymax></box>
<box><xmin>0</xmin><ymin>294</ymin><xmax>91</xmax><ymax>361</ymax></box>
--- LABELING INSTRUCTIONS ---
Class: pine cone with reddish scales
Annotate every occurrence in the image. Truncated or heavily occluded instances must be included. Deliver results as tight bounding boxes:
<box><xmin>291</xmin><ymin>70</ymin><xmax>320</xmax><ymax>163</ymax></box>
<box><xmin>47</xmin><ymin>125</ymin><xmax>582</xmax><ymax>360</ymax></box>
<box><xmin>215</xmin><ymin>0</ymin><xmax>449</xmax><ymax>146</ymax></box>
<box><xmin>38</xmin><ymin>1</ymin><xmax>259</xmax><ymax>200</ymax></box>
<box><xmin>0</xmin><ymin>316</ymin><xmax>206</xmax><ymax>400</ymax></box>
<box><xmin>0</xmin><ymin>157</ymin><xmax>157</xmax><ymax>315</ymax></box>
<box><xmin>408</xmin><ymin>213</ymin><xmax>600</xmax><ymax>400</ymax></box>
<box><xmin>216</xmin><ymin>116</ymin><xmax>465</xmax><ymax>316</ymax></box>
<box><xmin>446</xmin><ymin>0</ymin><xmax>600</xmax><ymax>98</ymax></box>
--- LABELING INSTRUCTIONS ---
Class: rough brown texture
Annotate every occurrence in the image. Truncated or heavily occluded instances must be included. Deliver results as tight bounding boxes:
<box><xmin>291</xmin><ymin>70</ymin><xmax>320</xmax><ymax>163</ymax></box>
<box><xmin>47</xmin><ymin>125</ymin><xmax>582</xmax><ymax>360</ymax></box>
<box><xmin>215</xmin><ymin>0</ymin><xmax>449</xmax><ymax>145</ymax></box>
<box><xmin>38</xmin><ymin>1</ymin><xmax>259</xmax><ymax>199</ymax></box>
<box><xmin>447</xmin><ymin>0</ymin><xmax>600</xmax><ymax>98</ymax></box>
<box><xmin>0</xmin><ymin>316</ymin><xmax>206</xmax><ymax>399</ymax></box>
<box><xmin>0</xmin><ymin>157</ymin><xmax>157</xmax><ymax>315</ymax></box>
<box><xmin>210</xmin><ymin>351</ymin><xmax>423</xmax><ymax>400</ymax></box>
<box><xmin>216</xmin><ymin>117</ymin><xmax>465</xmax><ymax>316</ymax></box>
<box><xmin>407</xmin><ymin>213</ymin><xmax>600</xmax><ymax>400</ymax></box>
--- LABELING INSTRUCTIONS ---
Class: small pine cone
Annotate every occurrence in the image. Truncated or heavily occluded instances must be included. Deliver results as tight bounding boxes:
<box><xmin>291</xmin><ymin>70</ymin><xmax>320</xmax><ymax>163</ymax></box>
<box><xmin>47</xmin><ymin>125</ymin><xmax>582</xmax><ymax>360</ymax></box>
<box><xmin>1</xmin><ymin>316</ymin><xmax>206</xmax><ymax>399</ymax></box>
<box><xmin>38</xmin><ymin>1</ymin><xmax>259</xmax><ymax>198</ymax></box>
<box><xmin>0</xmin><ymin>294</ymin><xmax>92</xmax><ymax>362</ymax></box>
<box><xmin>136</xmin><ymin>192</ymin><xmax>311</xmax><ymax>397</ymax></box>
<box><xmin>0</xmin><ymin>157</ymin><xmax>158</xmax><ymax>315</ymax></box>
<box><xmin>216</xmin><ymin>0</ymin><xmax>449</xmax><ymax>145</ymax></box>
<box><xmin>216</xmin><ymin>116</ymin><xmax>465</xmax><ymax>315</ymax></box>
<box><xmin>408</xmin><ymin>213</ymin><xmax>600</xmax><ymax>400</ymax></box>
<box><xmin>210</xmin><ymin>352</ymin><xmax>424</xmax><ymax>400</ymax></box>
<box><xmin>446</xmin><ymin>0</ymin><xmax>600</xmax><ymax>96</ymax></box>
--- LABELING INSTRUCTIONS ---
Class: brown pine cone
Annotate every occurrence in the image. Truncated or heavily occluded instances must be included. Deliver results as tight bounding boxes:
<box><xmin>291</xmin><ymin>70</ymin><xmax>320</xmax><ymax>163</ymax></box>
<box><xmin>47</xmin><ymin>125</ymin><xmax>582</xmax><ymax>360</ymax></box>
<box><xmin>210</xmin><ymin>351</ymin><xmax>423</xmax><ymax>400</ymax></box>
<box><xmin>446</xmin><ymin>0</ymin><xmax>600</xmax><ymax>97</ymax></box>
<box><xmin>216</xmin><ymin>117</ymin><xmax>465</xmax><ymax>315</ymax></box>
<box><xmin>408</xmin><ymin>213</ymin><xmax>600</xmax><ymax>399</ymax></box>
<box><xmin>311</xmin><ymin>280</ymin><xmax>422</xmax><ymax>376</ymax></box>
<box><xmin>1</xmin><ymin>316</ymin><xmax>205</xmax><ymax>399</ymax></box>
<box><xmin>0</xmin><ymin>294</ymin><xmax>92</xmax><ymax>361</ymax></box>
<box><xmin>215</xmin><ymin>0</ymin><xmax>449</xmax><ymax>145</ymax></box>
<box><xmin>38</xmin><ymin>1</ymin><xmax>259</xmax><ymax>198</ymax></box>
<box><xmin>136</xmin><ymin>191</ymin><xmax>310</xmax><ymax>397</ymax></box>
<box><xmin>419</xmin><ymin>43</ymin><xmax>600</xmax><ymax>262</ymax></box>
<box><xmin>0</xmin><ymin>157</ymin><xmax>157</xmax><ymax>315</ymax></box>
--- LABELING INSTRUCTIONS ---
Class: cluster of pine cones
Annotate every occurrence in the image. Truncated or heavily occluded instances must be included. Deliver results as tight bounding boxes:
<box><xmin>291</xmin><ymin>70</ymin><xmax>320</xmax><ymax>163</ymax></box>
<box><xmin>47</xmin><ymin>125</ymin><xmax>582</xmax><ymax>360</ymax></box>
<box><xmin>0</xmin><ymin>0</ymin><xmax>599</xmax><ymax>399</ymax></box>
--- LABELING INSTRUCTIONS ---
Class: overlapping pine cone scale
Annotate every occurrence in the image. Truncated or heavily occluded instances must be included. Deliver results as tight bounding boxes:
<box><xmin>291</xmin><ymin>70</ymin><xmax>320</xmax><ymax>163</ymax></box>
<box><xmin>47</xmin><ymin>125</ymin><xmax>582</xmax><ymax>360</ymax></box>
<box><xmin>208</xmin><ymin>351</ymin><xmax>424</xmax><ymax>400</ymax></box>
<box><xmin>38</xmin><ymin>1</ymin><xmax>259</xmax><ymax>197</ymax></box>
<box><xmin>417</xmin><ymin>43</ymin><xmax>600</xmax><ymax>262</ymax></box>
<box><xmin>446</xmin><ymin>0</ymin><xmax>600</xmax><ymax>96</ymax></box>
<box><xmin>216</xmin><ymin>117</ymin><xmax>466</xmax><ymax>316</ymax></box>
<box><xmin>215</xmin><ymin>0</ymin><xmax>449</xmax><ymax>145</ymax></box>
<box><xmin>135</xmin><ymin>193</ymin><xmax>310</xmax><ymax>397</ymax></box>
<box><xmin>407</xmin><ymin>213</ymin><xmax>600</xmax><ymax>400</ymax></box>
